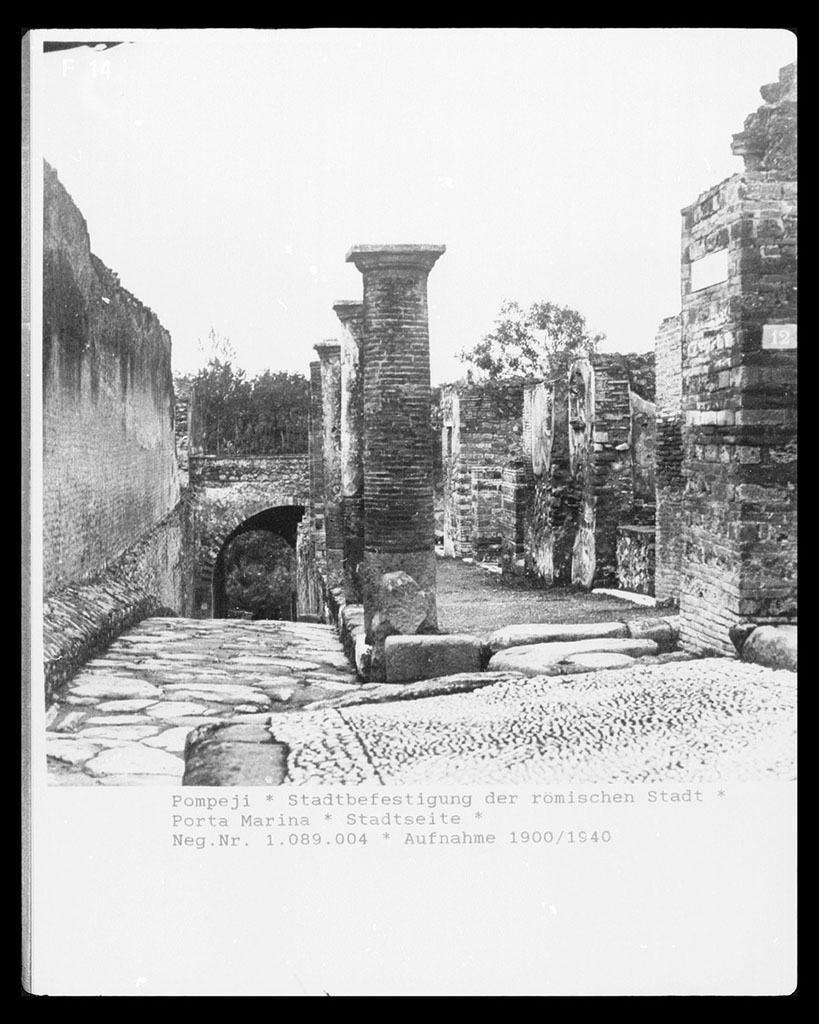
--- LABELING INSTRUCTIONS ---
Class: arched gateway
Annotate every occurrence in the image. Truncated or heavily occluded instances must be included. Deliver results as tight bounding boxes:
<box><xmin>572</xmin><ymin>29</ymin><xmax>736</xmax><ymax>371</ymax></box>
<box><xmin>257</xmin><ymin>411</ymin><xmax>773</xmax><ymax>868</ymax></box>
<box><xmin>189</xmin><ymin>454</ymin><xmax>310</xmax><ymax>618</ymax></box>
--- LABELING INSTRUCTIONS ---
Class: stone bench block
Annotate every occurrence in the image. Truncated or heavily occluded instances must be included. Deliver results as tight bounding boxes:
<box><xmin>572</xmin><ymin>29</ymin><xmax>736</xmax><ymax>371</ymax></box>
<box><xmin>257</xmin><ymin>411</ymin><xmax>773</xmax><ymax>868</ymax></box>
<box><xmin>488</xmin><ymin>637</ymin><xmax>659</xmax><ymax>676</ymax></box>
<box><xmin>385</xmin><ymin>634</ymin><xmax>482</xmax><ymax>684</ymax></box>
<box><xmin>488</xmin><ymin>621</ymin><xmax>628</xmax><ymax>654</ymax></box>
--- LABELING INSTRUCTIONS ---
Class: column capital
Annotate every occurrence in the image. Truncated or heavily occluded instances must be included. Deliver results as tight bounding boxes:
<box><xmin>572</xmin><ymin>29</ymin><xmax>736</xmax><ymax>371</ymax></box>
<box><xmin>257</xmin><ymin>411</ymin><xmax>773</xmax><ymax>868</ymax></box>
<box><xmin>314</xmin><ymin>340</ymin><xmax>341</xmax><ymax>362</ymax></box>
<box><xmin>345</xmin><ymin>244</ymin><xmax>446</xmax><ymax>274</ymax></box>
<box><xmin>332</xmin><ymin>300</ymin><xmax>364</xmax><ymax>324</ymax></box>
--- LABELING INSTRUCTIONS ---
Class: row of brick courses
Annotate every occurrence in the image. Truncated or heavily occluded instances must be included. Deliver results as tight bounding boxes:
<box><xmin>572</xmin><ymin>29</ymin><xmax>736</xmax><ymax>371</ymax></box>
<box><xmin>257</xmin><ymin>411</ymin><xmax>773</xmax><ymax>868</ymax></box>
<box><xmin>308</xmin><ymin>360</ymin><xmax>326</xmax><ymax>575</ymax></box>
<box><xmin>674</xmin><ymin>64</ymin><xmax>797</xmax><ymax>653</ymax></box>
<box><xmin>43</xmin><ymin>162</ymin><xmax>180</xmax><ymax>596</ymax></box>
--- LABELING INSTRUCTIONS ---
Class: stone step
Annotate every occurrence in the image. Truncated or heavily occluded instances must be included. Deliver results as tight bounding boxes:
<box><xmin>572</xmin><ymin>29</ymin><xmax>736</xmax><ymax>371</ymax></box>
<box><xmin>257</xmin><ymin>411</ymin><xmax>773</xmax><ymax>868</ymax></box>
<box><xmin>487</xmin><ymin>637</ymin><xmax>659</xmax><ymax>676</ymax></box>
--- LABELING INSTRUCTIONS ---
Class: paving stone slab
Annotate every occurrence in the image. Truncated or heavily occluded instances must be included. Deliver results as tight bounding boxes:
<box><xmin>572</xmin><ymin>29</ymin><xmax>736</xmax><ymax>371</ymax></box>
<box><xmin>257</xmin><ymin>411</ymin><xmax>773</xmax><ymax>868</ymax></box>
<box><xmin>46</xmin><ymin>738</ymin><xmax>103</xmax><ymax>765</ymax></box>
<box><xmin>148</xmin><ymin>702</ymin><xmax>215</xmax><ymax>718</ymax></box>
<box><xmin>84</xmin><ymin>744</ymin><xmax>185</xmax><ymax>778</ymax></box>
<box><xmin>142</xmin><ymin>727</ymin><xmax>195</xmax><ymax>752</ymax></box>
<box><xmin>70</xmin><ymin>679</ymin><xmax>163</xmax><ymax>700</ymax></box>
<box><xmin>95</xmin><ymin>699</ymin><xmax>158</xmax><ymax>712</ymax></box>
<box><xmin>488</xmin><ymin>637</ymin><xmax>659</xmax><ymax>675</ymax></box>
<box><xmin>80</xmin><ymin>725</ymin><xmax>163</xmax><ymax>741</ymax></box>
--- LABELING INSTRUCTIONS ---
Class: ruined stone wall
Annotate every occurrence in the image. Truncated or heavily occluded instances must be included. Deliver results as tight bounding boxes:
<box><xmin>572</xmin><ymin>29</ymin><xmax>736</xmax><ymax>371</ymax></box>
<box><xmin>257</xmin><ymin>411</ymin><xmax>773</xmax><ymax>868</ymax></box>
<box><xmin>654</xmin><ymin>314</ymin><xmax>684</xmax><ymax>604</ymax></box>
<box><xmin>43</xmin><ymin>161</ymin><xmax>181</xmax><ymax>595</ymax></box>
<box><xmin>440</xmin><ymin>381</ymin><xmax>525</xmax><ymax>559</ymax></box>
<box><xmin>518</xmin><ymin>353</ymin><xmax>655</xmax><ymax>589</ymax></box>
<box><xmin>523</xmin><ymin>374</ymin><xmax>576</xmax><ymax>583</ymax></box>
<box><xmin>673</xmin><ymin>63</ymin><xmax>797</xmax><ymax>654</ymax></box>
<box><xmin>173</xmin><ymin>379</ymin><xmax>192</xmax><ymax>486</ymax></box>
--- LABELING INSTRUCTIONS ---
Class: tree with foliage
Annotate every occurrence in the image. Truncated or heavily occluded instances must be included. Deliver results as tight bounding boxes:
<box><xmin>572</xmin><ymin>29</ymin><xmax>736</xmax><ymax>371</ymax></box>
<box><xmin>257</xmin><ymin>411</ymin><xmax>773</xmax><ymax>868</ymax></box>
<box><xmin>176</xmin><ymin>330</ymin><xmax>309</xmax><ymax>454</ymax></box>
<box><xmin>457</xmin><ymin>300</ymin><xmax>605</xmax><ymax>381</ymax></box>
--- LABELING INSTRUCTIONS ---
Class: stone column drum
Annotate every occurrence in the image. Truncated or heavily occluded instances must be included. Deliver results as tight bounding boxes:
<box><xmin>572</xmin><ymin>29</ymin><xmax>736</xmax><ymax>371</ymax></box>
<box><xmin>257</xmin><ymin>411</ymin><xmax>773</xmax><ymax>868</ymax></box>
<box><xmin>333</xmin><ymin>300</ymin><xmax>365</xmax><ymax>603</ymax></box>
<box><xmin>345</xmin><ymin>244</ymin><xmax>446</xmax><ymax>660</ymax></box>
<box><xmin>314</xmin><ymin>341</ymin><xmax>343</xmax><ymax>592</ymax></box>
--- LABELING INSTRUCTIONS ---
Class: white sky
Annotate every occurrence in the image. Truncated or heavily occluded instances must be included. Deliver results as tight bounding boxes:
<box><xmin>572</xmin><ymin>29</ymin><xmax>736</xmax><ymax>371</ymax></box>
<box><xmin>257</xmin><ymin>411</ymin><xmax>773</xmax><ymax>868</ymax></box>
<box><xmin>33</xmin><ymin>28</ymin><xmax>796</xmax><ymax>383</ymax></box>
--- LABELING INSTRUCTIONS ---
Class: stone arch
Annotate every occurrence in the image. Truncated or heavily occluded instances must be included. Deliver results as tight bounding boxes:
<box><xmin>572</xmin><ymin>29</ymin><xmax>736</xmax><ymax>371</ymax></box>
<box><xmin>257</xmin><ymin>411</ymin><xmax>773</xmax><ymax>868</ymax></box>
<box><xmin>209</xmin><ymin>504</ymin><xmax>306</xmax><ymax>619</ymax></box>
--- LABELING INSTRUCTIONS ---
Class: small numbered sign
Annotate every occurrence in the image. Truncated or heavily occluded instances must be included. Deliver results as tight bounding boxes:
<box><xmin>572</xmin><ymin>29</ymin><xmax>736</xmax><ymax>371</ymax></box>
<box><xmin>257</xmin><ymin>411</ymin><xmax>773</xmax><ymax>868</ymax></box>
<box><xmin>762</xmin><ymin>324</ymin><xmax>797</xmax><ymax>350</ymax></box>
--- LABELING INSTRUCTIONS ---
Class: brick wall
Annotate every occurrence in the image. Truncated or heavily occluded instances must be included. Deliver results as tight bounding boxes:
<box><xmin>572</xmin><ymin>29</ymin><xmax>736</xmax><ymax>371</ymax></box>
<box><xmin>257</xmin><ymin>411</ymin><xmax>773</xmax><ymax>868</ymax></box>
<box><xmin>43</xmin><ymin>161</ymin><xmax>181</xmax><ymax>595</ymax></box>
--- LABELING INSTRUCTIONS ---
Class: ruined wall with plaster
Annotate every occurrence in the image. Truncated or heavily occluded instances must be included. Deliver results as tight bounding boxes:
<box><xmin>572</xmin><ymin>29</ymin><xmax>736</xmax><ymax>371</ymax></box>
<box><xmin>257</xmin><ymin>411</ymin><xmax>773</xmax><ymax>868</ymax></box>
<box><xmin>440</xmin><ymin>380</ymin><xmax>525</xmax><ymax>559</ymax></box>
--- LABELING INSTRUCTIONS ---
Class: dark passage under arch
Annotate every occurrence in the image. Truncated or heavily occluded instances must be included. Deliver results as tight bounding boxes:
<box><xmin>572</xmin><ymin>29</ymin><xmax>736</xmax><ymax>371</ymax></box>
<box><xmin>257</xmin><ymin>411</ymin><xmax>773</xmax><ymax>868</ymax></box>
<box><xmin>212</xmin><ymin>505</ymin><xmax>305</xmax><ymax>619</ymax></box>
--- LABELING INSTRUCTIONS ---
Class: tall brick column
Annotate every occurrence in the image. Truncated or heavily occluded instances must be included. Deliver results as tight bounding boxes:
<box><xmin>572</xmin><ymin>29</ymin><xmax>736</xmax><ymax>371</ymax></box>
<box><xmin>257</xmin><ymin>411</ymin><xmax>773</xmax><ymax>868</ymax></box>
<box><xmin>314</xmin><ymin>341</ymin><xmax>343</xmax><ymax>592</ymax></box>
<box><xmin>333</xmin><ymin>301</ymin><xmax>365</xmax><ymax>603</ymax></box>
<box><xmin>345</xmin><ymin>244</ymin><xmax>445</xmax><ymax>669</ymax></box>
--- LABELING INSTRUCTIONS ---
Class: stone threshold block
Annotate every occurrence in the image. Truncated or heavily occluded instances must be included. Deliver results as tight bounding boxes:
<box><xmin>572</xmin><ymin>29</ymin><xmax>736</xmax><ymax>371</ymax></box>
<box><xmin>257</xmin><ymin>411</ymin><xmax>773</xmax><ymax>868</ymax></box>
<box><xmin>385</xmin><ymin>634</ymin><xmax>482</xmax><ymax>684</ymax></box>
<box><xmin>488</xmin><ymin>621</ymin><xmax>628</xmax><ymax>654</ymax></box>
<box><xmin>183</xmin><ymin>722</ymin><xmax>289</xmax><ymax>786</ymax></box>
<box><xmin>488</xmin><ymin>637</ymin><xmax>659</xmax><ymax>675</ymax></box>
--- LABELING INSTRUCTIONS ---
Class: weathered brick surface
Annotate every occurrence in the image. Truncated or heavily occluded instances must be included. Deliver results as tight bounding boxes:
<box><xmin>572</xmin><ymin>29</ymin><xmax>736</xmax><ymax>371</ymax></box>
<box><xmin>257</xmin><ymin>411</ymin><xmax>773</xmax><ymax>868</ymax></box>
<box><xmin>43</xmin><ymin>162</ymin><xmax>180</xmax><ymax>595</ymax></box>
<box><xmin>346</xmin><ymin>245</ymin><xmax>445</xmax><ymax>661</ymax></box>
<box><xmin>673</xmin><ymin>64</ymin><xmax>797</xmax><ymax>654</ymax></box>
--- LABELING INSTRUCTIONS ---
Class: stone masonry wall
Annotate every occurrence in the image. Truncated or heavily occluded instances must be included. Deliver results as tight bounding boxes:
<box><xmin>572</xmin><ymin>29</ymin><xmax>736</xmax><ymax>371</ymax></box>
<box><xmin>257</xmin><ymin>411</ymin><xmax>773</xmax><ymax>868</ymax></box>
<box><xmin>676</xmin><ymin>63</ymin><xmax>797</xmax><ymax>653</ymax></box>
<box><xmin>43</xmin><ymin>161</ymin><xmax>181</xmax><ymax>595</ymax></box>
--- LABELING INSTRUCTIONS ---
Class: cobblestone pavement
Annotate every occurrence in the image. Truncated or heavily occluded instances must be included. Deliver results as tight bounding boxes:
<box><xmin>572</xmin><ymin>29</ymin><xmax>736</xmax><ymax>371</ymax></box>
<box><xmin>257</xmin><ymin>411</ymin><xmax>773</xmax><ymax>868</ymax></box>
<box><xmin>46</xmin><ymin>618</ymin><xmax>358</xmax><ymax>786</ymax></box>
<box><xmin>270</xmin><ymin>658</ymin><xmax>796</xmax><ymax>785</ymax></box>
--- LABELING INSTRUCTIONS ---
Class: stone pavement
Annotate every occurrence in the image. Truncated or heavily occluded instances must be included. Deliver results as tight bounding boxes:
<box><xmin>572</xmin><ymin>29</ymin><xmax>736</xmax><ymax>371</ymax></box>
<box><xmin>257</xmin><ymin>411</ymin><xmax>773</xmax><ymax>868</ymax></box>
<box><xmin>46</xmin><ymin>617</ymin><xmax>358</xmax><ymax>786</ymax></box>
<box><xmin>269</xmin><ymin>658</ymin><xmax>796</xmax><ymax>785</ymax></box>
<box><xmin>46</xmin><ymin>617</ymin><xmax>797</xmax><ymax>787</ymax></box>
